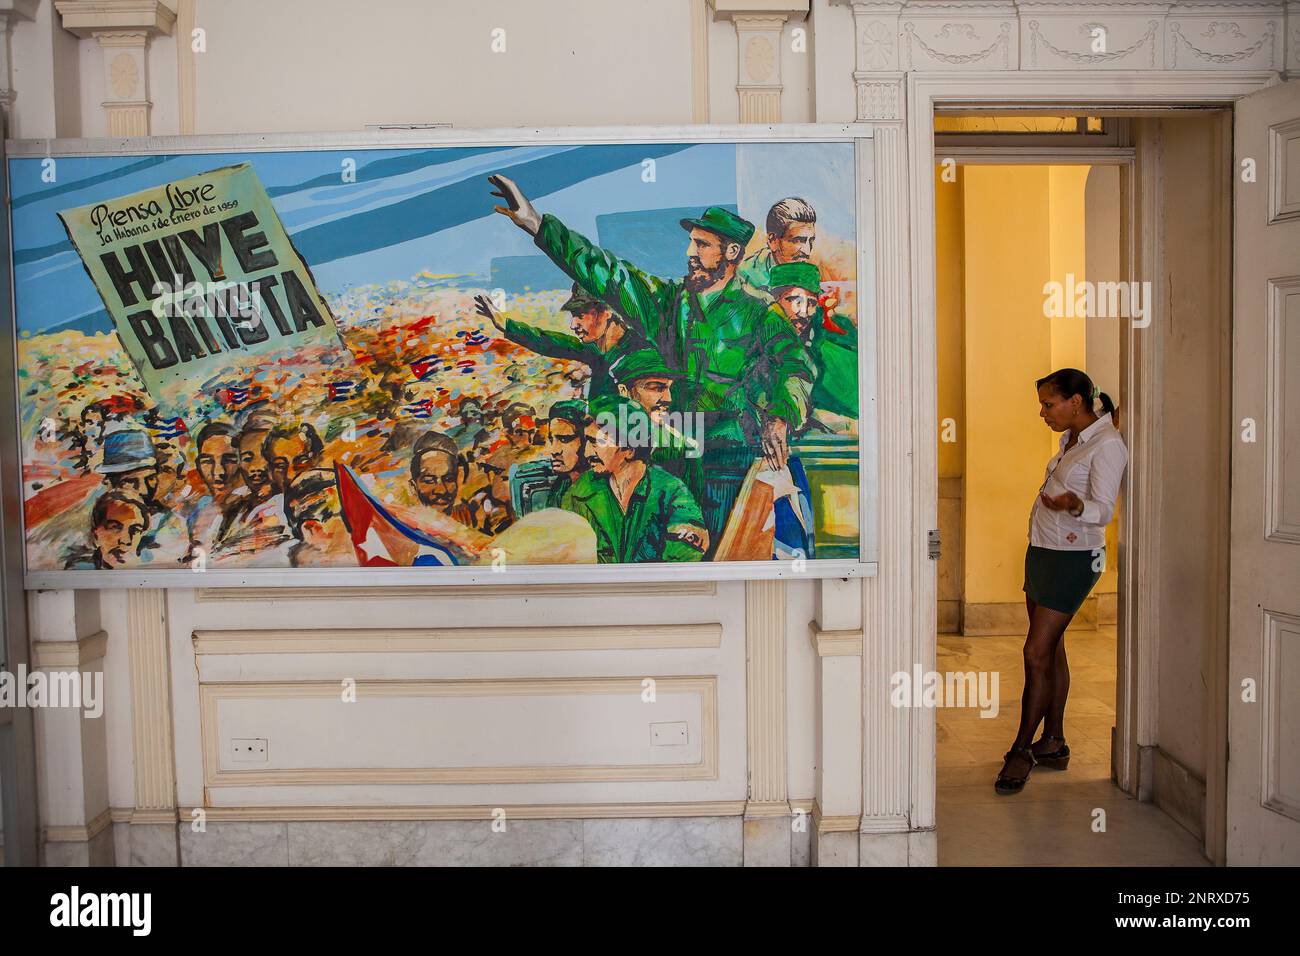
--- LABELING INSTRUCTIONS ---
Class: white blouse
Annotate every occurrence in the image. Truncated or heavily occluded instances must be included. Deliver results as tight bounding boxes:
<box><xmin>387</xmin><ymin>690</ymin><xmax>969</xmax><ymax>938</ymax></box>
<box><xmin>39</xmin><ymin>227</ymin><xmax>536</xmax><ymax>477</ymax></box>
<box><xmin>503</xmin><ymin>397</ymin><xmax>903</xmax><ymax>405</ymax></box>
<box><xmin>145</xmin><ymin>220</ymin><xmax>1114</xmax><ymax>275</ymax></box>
<box><xmin>1028</xmin><ymin>413</ymin><xmax>1129</xmax><ymax>552</ymax></box>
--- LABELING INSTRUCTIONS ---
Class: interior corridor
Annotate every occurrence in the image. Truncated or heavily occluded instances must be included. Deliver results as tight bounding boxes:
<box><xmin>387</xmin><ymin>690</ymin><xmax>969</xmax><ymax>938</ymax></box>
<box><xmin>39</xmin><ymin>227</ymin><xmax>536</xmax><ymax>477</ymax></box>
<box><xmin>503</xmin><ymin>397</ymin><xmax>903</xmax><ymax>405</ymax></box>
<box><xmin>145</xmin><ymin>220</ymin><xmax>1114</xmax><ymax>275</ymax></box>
<box><xmin>935</xmin><ymin>626</ymin><xmax>1207</xmax><ymax>866</ymax></box>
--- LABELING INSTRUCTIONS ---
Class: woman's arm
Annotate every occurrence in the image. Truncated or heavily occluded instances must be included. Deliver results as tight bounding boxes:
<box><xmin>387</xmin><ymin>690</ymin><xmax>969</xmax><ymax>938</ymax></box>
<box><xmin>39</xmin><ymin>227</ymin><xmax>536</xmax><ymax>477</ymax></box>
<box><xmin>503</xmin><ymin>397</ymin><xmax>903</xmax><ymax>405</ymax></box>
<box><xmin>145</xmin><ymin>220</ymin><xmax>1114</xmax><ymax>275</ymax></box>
<box><xmin>1078</xmin><ymin>439</ymin><xmax>1128</xmax><ymax>526</ymax></box>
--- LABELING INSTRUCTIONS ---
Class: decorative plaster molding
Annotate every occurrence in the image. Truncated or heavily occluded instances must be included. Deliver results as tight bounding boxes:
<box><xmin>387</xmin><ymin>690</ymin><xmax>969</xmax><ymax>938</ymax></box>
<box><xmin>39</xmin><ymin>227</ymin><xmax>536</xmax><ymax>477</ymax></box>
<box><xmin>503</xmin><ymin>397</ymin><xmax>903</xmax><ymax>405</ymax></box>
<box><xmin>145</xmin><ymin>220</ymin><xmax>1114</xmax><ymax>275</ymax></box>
<box><xmin>30</xmin><ymin>630</ymin><xmax>108</xmax><ymax>669</ymax></box>
<box><xmin>732</xmin><ymin>12</ymin><xmax>789</xmax><ymax>121</ymax></box>
<box><xmin>1167</xmin><ymin>16</ymin><xmax>1279</xmax><ymax>68</ymax></box>
<box><xmin>809</xmin><ymin>623</ymin><xmax>865</xmax><ymax>656</ymax></box>
<box><xmin>194</xmin><ymin>581</ymin><xmax>718</xmax><ymax>602</ymax></box>
<box><xmin>691</xmin><ymin>0</ymin><xmax>711</xmax><ymax>122</ymax></box>
<box><xmin>1028</xmin><ymin>17</ymin><xmax>1162</xmax><ymax>67</ymax></box>
<box><xmin>711</xmin><ymin>0</ymin><xmax>809</xmax><ymax>19</ymax></box>
<box><xmin>855</xmin><ymin>71</ymin><xmax>904</xmax><ymax>120</ymax></box>
<box><xmin>54</xmin><ymin>0</ymin><xmax>175</xmax><ymax>37</ymax></box>
<box><xmin>841</xmin><ymin>1</ymin><xmax>1290</xmax><ymax>76</ymax></box>
<box><xmin>191</xmin><ymin>623</ymin><xmax>722</xmax><ymax>655</ymax></box>
<box><xmin>174</xmin><ymin>801</ymin><xmax>749</xmax><ymax>822</ymax></box>
<box><xmin>811</xmin><ymin>799</ymin><xmax>861</xmax><ymax>833</ymax></box>
<box><xmin>903</xmin><ymin>20</ymin><xmax>1014</xmax><ymax>69</ymax></box>
<box><xmin>199</xmin><ymin>677</ymin><xmax>720</xmax><ymax>787</ymax></box>
<box><xmin>57</xmin><ymin>0</ymin><xmax>176</xmax><ymax>137</ymax></box>
<box><xmin>176</xmin><ymin>0</ymin><xmax>195</xmax><ymax>133</ymax></box>
<box><xmin>43</xmin><ymin>807</ymin><xmax>112</xmax><ymax>843</ymax></box>
<box><xmin>746</xmin><ymin>581</ymin><xmax>788</xmax><ymax>806</ymax></box>
<box><xmin>0</xmin><ymin>0</ymin><xmax>39</xmax><ymax>113</ymax></box>
<box><xmin>862</xmin><ymin>116</ymin><xmax>916</xmax><ymax>832</ymax></box>
<box><xmin>128</xmin><ymin>590</ymin><xmax>177</xmax><ymax>813</ymax></box>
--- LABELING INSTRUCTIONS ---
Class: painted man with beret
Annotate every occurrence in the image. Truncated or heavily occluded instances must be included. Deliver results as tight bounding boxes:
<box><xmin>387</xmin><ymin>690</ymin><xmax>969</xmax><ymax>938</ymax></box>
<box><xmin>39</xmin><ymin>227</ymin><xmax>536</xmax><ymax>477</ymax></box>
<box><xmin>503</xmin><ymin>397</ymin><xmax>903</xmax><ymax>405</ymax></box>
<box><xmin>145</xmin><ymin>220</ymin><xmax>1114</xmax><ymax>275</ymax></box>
<box><xmin>474</xmin><ymin>284</ymin><xmax>640</xmax><ymax>405</ymax></box>
<box><xmin>487</xmin><ymin>175</ymin><xmax>814</xmax><ymax>545</ymax></box>
<box><xmin>767</xmin><ymin>261</ymin><xmax>858</xmax><ymax>420</ymax></box>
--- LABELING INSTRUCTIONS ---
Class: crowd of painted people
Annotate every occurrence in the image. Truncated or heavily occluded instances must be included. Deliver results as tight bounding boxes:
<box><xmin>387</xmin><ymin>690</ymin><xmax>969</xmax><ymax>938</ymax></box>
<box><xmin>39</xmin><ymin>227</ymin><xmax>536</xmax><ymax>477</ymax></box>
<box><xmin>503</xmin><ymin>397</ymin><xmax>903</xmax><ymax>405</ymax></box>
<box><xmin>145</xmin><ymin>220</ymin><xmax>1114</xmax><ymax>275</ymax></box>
<box><xmin>60</xmin><ymin>181</ymin><xmax>857</xmax><ymax>570</ymax></box>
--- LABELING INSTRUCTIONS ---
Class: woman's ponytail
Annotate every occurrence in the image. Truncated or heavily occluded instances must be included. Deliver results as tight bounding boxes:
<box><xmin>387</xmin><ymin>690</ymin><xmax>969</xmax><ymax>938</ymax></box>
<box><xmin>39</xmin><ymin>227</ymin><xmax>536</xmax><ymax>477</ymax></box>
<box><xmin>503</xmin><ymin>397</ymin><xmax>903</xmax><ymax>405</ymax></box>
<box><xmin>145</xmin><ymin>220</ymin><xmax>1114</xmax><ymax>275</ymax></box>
<box><xmin>1098</xmin><ymin>391</ymin><xmax>1118</xmax><ymax>428</ymax></box>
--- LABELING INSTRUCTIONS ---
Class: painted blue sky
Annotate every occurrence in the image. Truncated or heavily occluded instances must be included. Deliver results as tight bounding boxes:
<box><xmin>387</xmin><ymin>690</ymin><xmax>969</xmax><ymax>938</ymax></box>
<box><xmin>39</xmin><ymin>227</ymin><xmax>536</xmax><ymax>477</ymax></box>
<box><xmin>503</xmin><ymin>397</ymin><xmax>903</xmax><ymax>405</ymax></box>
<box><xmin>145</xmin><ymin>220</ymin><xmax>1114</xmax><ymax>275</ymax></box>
<box><xmin>10</xmin><ymin>140</ymin><xmax>855</xmax><ymax>335</ymax></box>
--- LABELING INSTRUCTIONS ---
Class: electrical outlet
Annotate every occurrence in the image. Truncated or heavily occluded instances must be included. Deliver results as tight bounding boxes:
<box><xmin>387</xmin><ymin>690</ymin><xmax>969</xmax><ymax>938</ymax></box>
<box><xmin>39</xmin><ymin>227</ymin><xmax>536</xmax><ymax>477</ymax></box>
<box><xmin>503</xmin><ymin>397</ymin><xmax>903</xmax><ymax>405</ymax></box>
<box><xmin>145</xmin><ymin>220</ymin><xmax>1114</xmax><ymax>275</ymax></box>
<box><xmin>231</xmin><ymin>737</ymin><xmax>268</xmax><ymax>762</ymax></box>
<box><xmin>650</xmin><ymin>722</ymin><xmax>688</xmax><ymax>747</ymax></box>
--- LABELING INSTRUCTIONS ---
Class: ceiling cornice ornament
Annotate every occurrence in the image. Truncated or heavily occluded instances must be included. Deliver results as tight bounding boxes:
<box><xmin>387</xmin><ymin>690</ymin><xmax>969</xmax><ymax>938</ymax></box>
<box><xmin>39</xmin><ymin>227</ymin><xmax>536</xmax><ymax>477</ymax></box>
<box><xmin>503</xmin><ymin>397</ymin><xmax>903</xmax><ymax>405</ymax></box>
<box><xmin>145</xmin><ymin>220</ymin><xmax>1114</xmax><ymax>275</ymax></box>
<box><xmin>55</xmin><ymin>0</ymin><xmax>176</xmax><ymax>38</ymax></box>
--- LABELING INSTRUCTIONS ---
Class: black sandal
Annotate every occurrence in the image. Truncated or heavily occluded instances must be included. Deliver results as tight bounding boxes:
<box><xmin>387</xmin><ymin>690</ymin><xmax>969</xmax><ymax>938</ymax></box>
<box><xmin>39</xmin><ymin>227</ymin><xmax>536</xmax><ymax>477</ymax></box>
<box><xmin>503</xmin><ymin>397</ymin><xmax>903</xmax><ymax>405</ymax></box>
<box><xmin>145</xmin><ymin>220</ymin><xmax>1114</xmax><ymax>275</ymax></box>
<box><xmin>994</xmin><ymin>745</ymin><xmax>1037</xmax><ymax>795</ymax></box>
<box><xmin>1031</xmin><ymin>735</ymin><xmax>1070</xmax><ymax>770</ymax></box>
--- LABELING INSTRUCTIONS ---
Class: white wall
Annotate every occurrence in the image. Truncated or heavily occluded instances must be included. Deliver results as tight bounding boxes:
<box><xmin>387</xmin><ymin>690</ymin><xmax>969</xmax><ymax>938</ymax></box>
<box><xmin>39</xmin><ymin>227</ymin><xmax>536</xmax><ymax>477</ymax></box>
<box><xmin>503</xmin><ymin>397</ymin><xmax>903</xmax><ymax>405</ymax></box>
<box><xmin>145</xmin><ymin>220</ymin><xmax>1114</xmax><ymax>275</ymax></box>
<box><xmin>191</xmin><ymin>0</ymin><xmax>694</xmax><ymax>134</ymax></box>
<box><xmin>9</xmin><ymin>0</ymin><xmax>834</xmax><ymax>848</ymax></box>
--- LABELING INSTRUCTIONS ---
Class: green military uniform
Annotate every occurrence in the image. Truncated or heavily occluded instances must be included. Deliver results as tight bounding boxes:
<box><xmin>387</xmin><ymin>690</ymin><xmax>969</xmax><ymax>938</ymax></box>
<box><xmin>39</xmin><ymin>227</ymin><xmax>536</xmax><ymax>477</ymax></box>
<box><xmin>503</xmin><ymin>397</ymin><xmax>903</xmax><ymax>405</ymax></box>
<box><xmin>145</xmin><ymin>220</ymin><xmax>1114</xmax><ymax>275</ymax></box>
<box><xmin>562</xmin><ymin>467</ymin><xmax>705</xmax><ymax>563</ymax></box>
<box><xmin>561</xmin><ymin>396</ymin><xmax>705</xmax><ymax>563</ymax></box>
<box><xmin>767</xmin><ymin>261</ymin><xmax>858</xmax><ymax>420</ymax></box>
<box><xmin>738</xmin><ymin>246</ymin><xmax>778</xmax><ymax>290</ymax></box>
<box><xmin>510</xmin><ymin>398</ymin><xmax>589</xmax><ymax>516</ymax></box>
<box><xmin>534</xmin><ymin>208</ymin><xmax>814</xmax><ymax>541</ymax></box>
<box><xmin>502</xmin><ymin>283</ymin><xmax>640</xmax><ymax>403</ymax></box>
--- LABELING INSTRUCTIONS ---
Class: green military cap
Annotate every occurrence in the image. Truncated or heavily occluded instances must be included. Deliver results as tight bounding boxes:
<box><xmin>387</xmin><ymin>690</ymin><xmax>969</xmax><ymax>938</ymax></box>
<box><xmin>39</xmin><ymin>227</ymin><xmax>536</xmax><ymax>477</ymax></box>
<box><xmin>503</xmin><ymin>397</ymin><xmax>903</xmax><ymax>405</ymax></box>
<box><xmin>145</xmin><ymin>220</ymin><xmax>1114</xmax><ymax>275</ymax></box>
<box><xmin>546</xmin><ymin>398</ymin><xmax>590</xmax><ymax>427</ymax></box>
<box><xmin>768</xmin><ymin>261</ymin><xmax>822</xmax><ymax>296</ymax></box>
<box><xmin>608</xmin><ymin>348</ymin><xmax>682</xmax><ymax>385</ymax></box>
<box><xmin>679</xmin><ymin>206</ymin><xmax>755</xmax><ymax>248</ymax></box>
<box><xmin>559</xmin><ymin>282</ymin><xmax>604</xmax><ymax>314</ymax></box>
<box><xmin>588</xmin><ymin>395</ymin><xmax>656</xmax><ymax>451</ymax></box>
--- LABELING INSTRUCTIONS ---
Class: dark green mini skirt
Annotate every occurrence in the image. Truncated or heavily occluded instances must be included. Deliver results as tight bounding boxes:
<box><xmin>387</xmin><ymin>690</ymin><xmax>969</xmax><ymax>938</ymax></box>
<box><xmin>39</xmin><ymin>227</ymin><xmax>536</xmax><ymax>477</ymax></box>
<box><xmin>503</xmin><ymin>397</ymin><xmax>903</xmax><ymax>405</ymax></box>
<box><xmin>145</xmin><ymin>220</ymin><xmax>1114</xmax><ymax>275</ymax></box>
<box><xmin>1023</xmin><ymin>545</ymin><xmax>1103</xmax><ymax>615</ymax></box>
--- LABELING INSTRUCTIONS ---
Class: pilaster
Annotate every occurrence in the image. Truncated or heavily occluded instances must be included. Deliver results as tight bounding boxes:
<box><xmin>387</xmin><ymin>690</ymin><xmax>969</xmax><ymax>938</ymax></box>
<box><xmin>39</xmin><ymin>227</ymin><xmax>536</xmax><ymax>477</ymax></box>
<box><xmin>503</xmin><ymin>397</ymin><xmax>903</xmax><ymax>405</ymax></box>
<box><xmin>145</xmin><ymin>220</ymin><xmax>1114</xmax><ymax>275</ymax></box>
<box><xmin>126</xmin><ymin>589</ymin><xmax>179</xmax><ymax>865</ymax></box>
<box><xmin>713</xmin><ymin>1</ymin><xmax>811</xmax><ymax>122</ymax></box>
<box><xmin>0</xmin><ymin>0</ymin><xmax>39</xmax><ymax>117</ymax></box>
<box><xmin>55</xmin><ymin>0</ymin><xmax>176</xmax><ymax>136</ymax></box>
<box><xmin>743</xmin><ymin>579</ymin><xmax>791</xmax><ymax>865</ymax></box>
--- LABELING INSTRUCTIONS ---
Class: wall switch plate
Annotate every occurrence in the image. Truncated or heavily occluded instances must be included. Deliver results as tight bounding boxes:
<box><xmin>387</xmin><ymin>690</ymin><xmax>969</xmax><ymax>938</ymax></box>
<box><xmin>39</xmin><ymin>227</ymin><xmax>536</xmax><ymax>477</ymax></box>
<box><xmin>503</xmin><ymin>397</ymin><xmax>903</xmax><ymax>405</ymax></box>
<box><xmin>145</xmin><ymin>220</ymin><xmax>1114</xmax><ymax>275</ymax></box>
<box><xmin>650</xmin><ymin>722</ymin><xmax>688</xmax><ymax>747</ymax></box>
<box><xmin>231</xmin><ymin>738</ymin><xmax>268</xmax><ymax>762</ymax></box>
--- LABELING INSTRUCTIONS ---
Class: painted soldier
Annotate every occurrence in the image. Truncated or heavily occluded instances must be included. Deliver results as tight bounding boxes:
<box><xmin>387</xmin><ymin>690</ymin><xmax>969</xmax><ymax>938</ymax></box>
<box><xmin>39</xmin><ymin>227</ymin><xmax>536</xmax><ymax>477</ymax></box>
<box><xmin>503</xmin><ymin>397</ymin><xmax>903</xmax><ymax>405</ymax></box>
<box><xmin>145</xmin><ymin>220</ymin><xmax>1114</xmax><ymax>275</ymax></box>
<box><xmin>562</xmin><ymin>397</ymin><xmax>708</xmax><ymax>563</ymax></box>
<box><xmin>488</xmin><ymin>175</ymin><xmax>813</xmax><ymax>544</ymax></box>
<box><xmin>474</xmin><ymin>285</ymin><xmax>640</xmax><ymax>404</ymax></box>
<box><xmin>768</xmin><ymin>261</ymin><xmax>858</xmax><ymax>421</ymax></box>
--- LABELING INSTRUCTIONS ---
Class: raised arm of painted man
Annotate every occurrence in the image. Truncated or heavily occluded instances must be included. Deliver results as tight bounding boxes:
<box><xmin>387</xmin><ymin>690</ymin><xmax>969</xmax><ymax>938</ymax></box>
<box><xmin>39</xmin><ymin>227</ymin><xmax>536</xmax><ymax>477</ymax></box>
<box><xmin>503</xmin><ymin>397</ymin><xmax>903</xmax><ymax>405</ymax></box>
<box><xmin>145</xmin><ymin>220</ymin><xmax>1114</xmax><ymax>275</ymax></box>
<box><xmin>473</xmin><ymin>292</ymin><xmax>590</xmax><ymax>365</ymax></box>
<box><xmin>488</xmin><ymin>174</ymin><xmax>672</xmax><ymax>348</ymax></box>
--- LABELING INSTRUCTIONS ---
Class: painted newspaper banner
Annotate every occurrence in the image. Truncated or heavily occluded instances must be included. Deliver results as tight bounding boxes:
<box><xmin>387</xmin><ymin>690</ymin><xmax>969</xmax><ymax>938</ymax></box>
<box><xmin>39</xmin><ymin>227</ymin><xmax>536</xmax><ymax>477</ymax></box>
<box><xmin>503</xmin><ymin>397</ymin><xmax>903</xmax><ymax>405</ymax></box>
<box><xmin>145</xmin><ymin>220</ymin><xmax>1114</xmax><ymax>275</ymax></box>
<box><xmin>10</xmin><ymin>138</ymin><xmax>869</xmax><ymax>579</ymax></box>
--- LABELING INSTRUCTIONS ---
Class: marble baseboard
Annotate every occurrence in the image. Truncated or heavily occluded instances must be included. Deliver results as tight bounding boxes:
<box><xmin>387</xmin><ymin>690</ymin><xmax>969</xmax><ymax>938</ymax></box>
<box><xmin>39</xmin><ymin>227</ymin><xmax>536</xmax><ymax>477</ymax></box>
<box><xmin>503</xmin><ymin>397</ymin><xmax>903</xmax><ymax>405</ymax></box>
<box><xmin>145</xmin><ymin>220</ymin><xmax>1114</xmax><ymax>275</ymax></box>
<box><xmin>162</xmin><ymin>816</ymin><xmax>744</xmax><ymax>866</ymax></box>
<box><xmin>182</xmin><ymin>822</ymin><xmax>289</xmax><ymax>866</ymax></box>
<box><xmin>584</xmin><ymin>816</ymin><xmax>741</xmax><ymax>866</ymax></box>
<box><xmin>129</xmin><ymin>823</ymin><xmax>179</xmax><ymax>867</ymax></box>
<box><xmin>286</xmin><ymin>819</ymin><xmax>584</xmax><ymax>867</ymax></box>
<box><xmin>812</xmin><ymin>830</ymin><xmax>858</xmax><ymax>866</ymax></box>
<box><xmin>742</xmin><ymin>816</ymin><xmax>792</xmax><ymax>867</ymax></box>
<box><xmin>49</xmin><ymin>815</ymin><xmax>939</xmax><ymax>866</ymax></box>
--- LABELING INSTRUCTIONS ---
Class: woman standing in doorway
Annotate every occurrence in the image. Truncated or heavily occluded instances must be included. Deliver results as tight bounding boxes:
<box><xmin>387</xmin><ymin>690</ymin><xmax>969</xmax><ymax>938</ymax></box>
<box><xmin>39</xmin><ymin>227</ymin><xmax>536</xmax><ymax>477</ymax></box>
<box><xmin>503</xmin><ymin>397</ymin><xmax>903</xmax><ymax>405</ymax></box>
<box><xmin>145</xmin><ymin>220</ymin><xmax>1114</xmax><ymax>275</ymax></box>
<box><xmin>995</xmin><ymin>368</ymin><xmax>1129</xmax><ymax>795</ymax></box>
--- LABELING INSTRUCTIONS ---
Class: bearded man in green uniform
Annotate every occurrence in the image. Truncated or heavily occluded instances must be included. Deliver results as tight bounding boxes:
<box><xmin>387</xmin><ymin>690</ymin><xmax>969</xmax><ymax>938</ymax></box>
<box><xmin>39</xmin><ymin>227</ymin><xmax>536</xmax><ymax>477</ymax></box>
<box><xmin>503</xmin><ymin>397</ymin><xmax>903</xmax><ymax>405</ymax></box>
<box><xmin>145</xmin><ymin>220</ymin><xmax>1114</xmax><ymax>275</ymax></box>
<box><xmin>768</xmin><ymin>262</ymin><xmax>858</xmax><ymax>420</ymax></box>
<box><xmin>474</xmin><ymin>285</ymin><xmax>640</xmax><ymax>404</ymax></box>
<box><xmin>487</xmin><ymin>174</ymin><xmax>814</xmax><ymax>546</ymax></box>
<box><xmin>561</xmin><ymin>396</ymin><xmax>708</xmax><ymax>563</ymax></box>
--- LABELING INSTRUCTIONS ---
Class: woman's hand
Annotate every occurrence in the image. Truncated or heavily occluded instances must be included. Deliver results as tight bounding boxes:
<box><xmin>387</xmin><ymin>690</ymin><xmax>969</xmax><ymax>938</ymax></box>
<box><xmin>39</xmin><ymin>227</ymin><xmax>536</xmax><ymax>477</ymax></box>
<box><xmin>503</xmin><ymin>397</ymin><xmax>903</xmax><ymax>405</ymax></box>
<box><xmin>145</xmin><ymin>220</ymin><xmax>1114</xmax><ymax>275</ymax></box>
<box><xmin>1040</xmin><ymin>490</ymin><xmax>1083</xmax><ymax>515</ymax></box>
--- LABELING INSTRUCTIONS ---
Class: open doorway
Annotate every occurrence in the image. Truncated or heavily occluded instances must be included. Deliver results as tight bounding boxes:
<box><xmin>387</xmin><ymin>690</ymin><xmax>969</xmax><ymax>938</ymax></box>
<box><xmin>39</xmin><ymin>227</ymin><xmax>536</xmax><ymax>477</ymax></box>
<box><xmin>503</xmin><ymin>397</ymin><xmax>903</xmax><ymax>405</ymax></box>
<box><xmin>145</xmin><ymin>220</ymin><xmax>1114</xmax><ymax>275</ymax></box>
<box><xmin>929</xmin><ymin>110</ymin><xmax>1231</xmax><ymax>866</ymax></box>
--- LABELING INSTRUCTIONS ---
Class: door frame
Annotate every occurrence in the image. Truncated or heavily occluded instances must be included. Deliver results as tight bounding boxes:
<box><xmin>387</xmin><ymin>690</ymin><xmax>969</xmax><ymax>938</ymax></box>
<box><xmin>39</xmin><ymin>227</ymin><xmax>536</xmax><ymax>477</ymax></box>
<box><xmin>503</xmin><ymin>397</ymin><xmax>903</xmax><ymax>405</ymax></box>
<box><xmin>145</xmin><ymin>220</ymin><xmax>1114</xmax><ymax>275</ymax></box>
<box><xmin>907</xmin><ymin>71</ymin><xmax>1275</xmax><ymax>863</ymax></box>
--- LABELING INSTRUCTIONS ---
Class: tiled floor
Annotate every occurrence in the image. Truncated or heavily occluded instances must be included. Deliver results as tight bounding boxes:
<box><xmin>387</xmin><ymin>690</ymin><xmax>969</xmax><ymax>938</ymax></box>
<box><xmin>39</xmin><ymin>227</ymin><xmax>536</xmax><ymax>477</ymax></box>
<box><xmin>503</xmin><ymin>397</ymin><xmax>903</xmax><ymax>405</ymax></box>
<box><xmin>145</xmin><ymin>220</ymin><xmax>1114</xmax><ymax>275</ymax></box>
<box><xmin>936</xmin><ymin>625</ymin><xmax>1208</xmax><ymax>866</ymax></box>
